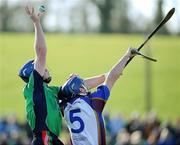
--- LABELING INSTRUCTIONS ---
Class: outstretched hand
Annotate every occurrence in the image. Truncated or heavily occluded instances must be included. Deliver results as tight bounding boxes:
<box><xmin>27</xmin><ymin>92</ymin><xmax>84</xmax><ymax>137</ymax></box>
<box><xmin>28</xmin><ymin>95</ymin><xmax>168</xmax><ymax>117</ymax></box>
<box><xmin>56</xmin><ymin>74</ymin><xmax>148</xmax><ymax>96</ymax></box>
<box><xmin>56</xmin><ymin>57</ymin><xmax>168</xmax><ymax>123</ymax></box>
<box><xmin>127</xmin><ymin>47</ymin><xmax>138</xmax><ymax>58</ymax></box>
<box><xmin>25</xmin><ymin>6</ymin><xmax>44</xmax><ymax>23</ymax></box>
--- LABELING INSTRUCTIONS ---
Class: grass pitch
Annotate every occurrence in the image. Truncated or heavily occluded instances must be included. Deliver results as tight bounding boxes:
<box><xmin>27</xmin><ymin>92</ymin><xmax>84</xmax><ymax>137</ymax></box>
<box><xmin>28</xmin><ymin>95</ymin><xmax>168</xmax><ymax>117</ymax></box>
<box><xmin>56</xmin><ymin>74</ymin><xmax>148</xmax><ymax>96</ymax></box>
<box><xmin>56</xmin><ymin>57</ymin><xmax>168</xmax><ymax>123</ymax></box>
<box><xmin>0</xmin><ymin>33</ymin><xmax>179</xmax><ymax>121</ymax></box>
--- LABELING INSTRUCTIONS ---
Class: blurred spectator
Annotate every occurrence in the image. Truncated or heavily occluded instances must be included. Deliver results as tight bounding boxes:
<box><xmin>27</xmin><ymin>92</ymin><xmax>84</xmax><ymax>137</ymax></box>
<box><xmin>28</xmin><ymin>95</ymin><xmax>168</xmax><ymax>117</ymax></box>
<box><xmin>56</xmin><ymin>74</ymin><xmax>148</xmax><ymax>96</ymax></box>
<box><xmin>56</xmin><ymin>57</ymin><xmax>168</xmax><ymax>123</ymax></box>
<box><xmin>115</xmin><ymin>129</ymin><xmax>130</xmax><ymax>145</ymax></box>
<box><xmin>104</xmin><ymin>111</ymin><xmax>111</xmax><ymax>144</ymax></box>
<box><xmin>0</xmin><ymin>114</ymin><xmax>31</xmax><ymax>145</ymax></box>
<box><xmin>109</xmin><ymin>113</ymin><xmax>125</xmax><ymax>145</ymax></box>
<box><xmin>130</xmin><ymin>131</ymin><xmax>146</xmax><ymax>145</ymax></box>
<box><xmin>0</xmin><ymin>133</ymin><xmax>8</xmax><ymax>145</ymax></box>
<box><xmin>0</xmin><ymin>112</ymin><xmax>180</xmax><ymax>145</ymax></box>
<box><xmin>157</xmin><ymin>127</ymin><xmax>175</xmax><ymax>145</ymax></box>
<box><xmin>126</xmin><ymin>111</ymin><xmax>142</xmax><ymax>134</ymax></box>
<box><xmin>0</xmin><ymin>117</ymin><xmax>6</xmax><ymax>134</ymax></box>
<box><xmin>5</xmin><ymin>114</ymin><xmax>19</xmax><ymax>136</ymax></box>
<box><xmin>174</xmin><ymin>118</ymin><xmax>180</xmax><ymax>145</ymax></box>
<box><xmin>144</xmin><ymin>112</ymin><xmax>161</xmax><ymax>145</ymax></box>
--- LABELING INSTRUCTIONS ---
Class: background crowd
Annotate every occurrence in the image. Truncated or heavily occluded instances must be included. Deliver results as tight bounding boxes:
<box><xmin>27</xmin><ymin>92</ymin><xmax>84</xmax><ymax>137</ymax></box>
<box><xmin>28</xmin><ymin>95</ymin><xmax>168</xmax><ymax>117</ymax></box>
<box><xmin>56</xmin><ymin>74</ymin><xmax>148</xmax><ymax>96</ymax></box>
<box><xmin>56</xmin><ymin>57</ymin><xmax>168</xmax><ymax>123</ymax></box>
<box><xmin>0</xmin><ymin>112</ymin><xmax>179</xmax><ymax>145</ymax></box>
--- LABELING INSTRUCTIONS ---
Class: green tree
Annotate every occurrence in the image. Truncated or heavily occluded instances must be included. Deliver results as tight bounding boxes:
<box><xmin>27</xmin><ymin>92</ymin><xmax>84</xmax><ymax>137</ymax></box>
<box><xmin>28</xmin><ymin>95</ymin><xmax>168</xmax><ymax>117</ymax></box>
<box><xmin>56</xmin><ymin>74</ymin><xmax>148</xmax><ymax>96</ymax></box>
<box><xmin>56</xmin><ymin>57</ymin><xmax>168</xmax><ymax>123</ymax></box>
<box><xmin>93</xmin><ymin>0</ymin><xmax>113</xmax><ymax>33</ymax></box>
<box><xmin>93</xmin><ymin>0</ymin><xmax>131</xmax><ymax>33</ymax></box>
<box><xmin>154</xmin><ymin>0</ymin><xmax>169</xmax><ymax>34</ymax></box>
<box><xmin>0</xmin><ymin>1</ymin><xmax>46</xmax><ymax>32</ymax></box>
<box><xmin>0</xmin><ymin>1</ymin><xmax>10</xmax><ymax>31</ymax></box>
<box><xmin>111</xmin><ymin>0</ymin><xmax>131</xmax><ymax>33</ymax></box>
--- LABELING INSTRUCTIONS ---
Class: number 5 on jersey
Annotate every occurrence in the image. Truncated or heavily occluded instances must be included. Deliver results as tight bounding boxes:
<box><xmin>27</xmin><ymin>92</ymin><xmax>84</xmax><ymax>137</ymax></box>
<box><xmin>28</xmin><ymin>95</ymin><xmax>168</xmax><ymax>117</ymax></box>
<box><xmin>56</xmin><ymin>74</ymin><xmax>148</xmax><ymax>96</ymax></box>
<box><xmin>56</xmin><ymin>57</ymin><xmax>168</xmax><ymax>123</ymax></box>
<box><xmin>69</xmin><ymin>109</ymin><xmax>85</xmax><ymax>133</ymax></box>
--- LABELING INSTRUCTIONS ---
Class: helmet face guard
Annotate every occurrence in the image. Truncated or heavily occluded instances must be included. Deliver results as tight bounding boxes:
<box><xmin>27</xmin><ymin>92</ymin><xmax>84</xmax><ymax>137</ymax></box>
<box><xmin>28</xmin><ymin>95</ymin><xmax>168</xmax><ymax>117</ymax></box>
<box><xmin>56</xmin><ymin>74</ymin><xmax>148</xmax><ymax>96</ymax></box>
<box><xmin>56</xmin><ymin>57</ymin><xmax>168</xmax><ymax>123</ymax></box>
<box><xmin>62</xmin><ymin>76</ymin><xmax>87</xmax><ymax>99</ymax></box>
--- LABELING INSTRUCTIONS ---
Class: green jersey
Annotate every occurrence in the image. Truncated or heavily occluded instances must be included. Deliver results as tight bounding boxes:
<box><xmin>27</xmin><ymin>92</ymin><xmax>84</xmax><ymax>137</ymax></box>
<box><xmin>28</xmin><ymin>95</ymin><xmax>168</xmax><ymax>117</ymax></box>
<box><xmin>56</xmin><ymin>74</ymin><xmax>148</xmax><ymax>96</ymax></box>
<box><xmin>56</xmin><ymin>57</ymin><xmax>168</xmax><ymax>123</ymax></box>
<box><xmin>23</xmin><ymin>70</ymin><xmax>62</xmax><ymax>136</ymax></box>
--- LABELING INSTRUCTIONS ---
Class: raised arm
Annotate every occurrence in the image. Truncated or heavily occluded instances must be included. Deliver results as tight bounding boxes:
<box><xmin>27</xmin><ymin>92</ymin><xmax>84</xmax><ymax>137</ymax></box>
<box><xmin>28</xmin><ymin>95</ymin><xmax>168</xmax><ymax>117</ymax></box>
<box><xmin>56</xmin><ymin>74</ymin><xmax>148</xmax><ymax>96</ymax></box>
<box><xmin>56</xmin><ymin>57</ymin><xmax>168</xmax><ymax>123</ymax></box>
<box><xmin>25</xmin><ymin>6</ymin><xmax>46</xmax><ymax>76</ymax></box>
<box><xmin>104</xmin><ymin>48</ymin><xmax>135</xmax><ymax>91</ymax></box>
<box><xmin>84</xmin><ymin>74</ymin><xmax>106</xmax><ymax>90</ymax></box>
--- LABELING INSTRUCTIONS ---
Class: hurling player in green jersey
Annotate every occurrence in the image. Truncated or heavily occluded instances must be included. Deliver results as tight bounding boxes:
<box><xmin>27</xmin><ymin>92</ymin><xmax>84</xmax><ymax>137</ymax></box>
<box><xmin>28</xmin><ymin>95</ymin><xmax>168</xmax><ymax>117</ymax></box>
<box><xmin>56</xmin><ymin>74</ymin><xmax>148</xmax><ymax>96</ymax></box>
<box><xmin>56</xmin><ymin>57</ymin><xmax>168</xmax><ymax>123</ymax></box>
<box><xmin>19</xmin><ymin>6</ymin><xmax>64</xmax><ymax>145</ymax></box>
<box><xmin>19</xmin><ymin>6</ymin><xmax>106</xmax><ymax>145</ymax></box>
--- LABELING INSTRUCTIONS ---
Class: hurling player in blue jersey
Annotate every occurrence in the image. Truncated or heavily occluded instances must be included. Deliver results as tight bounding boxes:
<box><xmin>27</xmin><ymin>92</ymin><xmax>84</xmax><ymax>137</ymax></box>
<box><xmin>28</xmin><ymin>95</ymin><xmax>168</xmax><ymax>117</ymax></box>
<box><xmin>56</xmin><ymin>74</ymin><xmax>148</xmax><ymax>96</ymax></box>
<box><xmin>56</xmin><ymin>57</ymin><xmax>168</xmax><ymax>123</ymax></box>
<box><xmin>58</xmin><ymin>48</ymin><xmax>137</xmax><ymax>145</ymax></box>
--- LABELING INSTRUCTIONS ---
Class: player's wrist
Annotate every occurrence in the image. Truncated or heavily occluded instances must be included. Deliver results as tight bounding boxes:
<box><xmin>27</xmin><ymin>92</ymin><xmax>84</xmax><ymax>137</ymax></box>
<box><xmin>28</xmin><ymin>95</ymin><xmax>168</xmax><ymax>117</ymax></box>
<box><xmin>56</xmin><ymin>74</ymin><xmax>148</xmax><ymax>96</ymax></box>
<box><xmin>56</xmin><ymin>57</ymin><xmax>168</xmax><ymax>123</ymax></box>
<box><xmin>125</xmin><ymin>51</ymin><xmax>132</xmax><ymax>59</ymax></box>
<box><xmin>125</xmin><ymin>48</ymin><xmax>137</xmax><ymax>58</ymax></box>
<box><xmin>33</xmin><ymin>20</ymin><xmax>40</xmax><ymax>25</ymax></box>
<box><xmin>33</xmin><ymin>21</ymin><xmax>42</xmax><ymax>29</ymax></box>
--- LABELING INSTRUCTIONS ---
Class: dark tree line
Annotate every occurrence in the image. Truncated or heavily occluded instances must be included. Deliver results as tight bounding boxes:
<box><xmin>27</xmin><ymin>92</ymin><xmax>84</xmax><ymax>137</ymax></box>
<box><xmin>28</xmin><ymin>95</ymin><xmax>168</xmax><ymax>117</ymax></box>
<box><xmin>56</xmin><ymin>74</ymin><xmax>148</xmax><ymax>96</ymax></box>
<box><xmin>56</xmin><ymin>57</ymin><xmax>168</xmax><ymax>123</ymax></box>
<box><xmin>0</xmin><ymin>0</ymin><xmax>179</xmax><ymax>34</ymax></box>
<box><xmin>93</xmin><ymin>0</ymin><xmax>132</xmax><ymax>33</ymax></box>
<box><xmin>154</xmin><ymin>0</ymin><xmax>169</xmax><ymax>34</ymax></box>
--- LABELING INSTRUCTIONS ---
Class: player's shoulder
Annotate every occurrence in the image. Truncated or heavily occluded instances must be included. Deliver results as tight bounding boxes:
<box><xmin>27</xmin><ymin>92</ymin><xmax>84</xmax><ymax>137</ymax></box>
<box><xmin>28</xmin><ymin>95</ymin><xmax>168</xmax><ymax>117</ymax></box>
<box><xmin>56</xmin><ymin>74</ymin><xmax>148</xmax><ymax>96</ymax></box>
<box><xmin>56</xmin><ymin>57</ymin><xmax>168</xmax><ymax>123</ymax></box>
<box><xmin>23</xmin><ymin>70</ymin><xmax>45</xmax><ymax>93</ymax></box>
<box><xmin>90</xmin><ymin>85</ymin><xmax>110</xmax><ymax>101</ymax></box>
<box><xmin>45</xmin><ymin>85</ymin><xmax>60</xmax><ymax>95</ymax></box>
<box><xmin>97</xmin><ymin>85</ymin><xmax>110</xmax><ymax>93</ymax></box>
<box><xmin>25</xmin><ymin>70</ymin><xmax>41</xmax><ymax>86</ymax></box>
